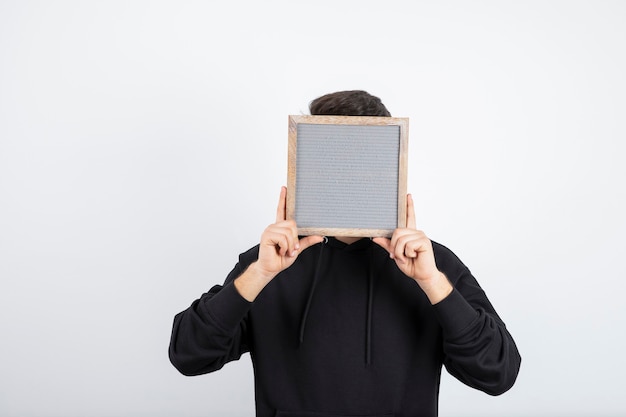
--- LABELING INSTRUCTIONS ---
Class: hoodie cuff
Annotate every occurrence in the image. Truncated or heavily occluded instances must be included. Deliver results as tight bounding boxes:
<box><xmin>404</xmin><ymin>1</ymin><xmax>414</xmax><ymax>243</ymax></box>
<box><xmin>432</xmin><ymin>288</ymin><xmax>479</xmax><ymax>338</ymax></box>
<box><xmin>203</xmin><ymin>282</ymin><xmax>252</xmax><ymax>332</ymax></box>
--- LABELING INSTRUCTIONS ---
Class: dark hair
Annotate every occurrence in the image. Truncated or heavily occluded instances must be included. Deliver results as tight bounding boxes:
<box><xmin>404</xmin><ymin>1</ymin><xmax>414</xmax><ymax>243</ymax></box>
<box><xmin>309</xmin><ymin>90</ymin><xmax>391</xmax><ymax>117</ymax></box>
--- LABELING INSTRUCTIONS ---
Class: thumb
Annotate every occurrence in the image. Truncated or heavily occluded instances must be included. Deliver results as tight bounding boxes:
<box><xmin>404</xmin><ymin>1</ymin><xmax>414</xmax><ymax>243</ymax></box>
<box><xmin>298</xmin><ymin>235</ymin><xmax>325</xmax><ymax>252</ymax></box>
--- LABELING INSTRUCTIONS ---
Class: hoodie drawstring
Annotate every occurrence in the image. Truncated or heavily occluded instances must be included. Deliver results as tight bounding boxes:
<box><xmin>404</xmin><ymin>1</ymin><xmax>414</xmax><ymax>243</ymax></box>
<box><xmin>299</xmin><ymin>237</ymin><xmax>328</xmax><ymax>345</ymax></box>
<box><xmin>365</xmin><ymin>244</ymin><xmax>375</xmax><ymax>366</ymax></box>
<box><xmin>298</xmin><ymin>237</ymin><xmax>376</xmax><ymax>366</ymax></box>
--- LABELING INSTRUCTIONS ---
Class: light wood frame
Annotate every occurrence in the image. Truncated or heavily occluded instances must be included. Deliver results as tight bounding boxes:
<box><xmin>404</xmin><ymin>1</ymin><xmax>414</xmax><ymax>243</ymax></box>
<box><xmin>287</xmin><ymin>115</ymin><xmax>409</xmax><ymax>238</ymax></box>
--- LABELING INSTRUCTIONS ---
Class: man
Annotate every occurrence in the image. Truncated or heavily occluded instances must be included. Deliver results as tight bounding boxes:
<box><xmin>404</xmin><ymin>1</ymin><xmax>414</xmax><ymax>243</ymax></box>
<box><xmin>169</xmin><ymin>90</ymin><xmax>521</xmax><ymax>417</ymax></box>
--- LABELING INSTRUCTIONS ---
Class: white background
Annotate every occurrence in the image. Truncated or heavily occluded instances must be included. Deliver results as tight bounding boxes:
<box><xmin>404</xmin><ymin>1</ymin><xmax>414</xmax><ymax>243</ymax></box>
<box><xmin>1</xmin><ymin>1</ymin><xmax>625</xmax><ymax>416</ymax></box>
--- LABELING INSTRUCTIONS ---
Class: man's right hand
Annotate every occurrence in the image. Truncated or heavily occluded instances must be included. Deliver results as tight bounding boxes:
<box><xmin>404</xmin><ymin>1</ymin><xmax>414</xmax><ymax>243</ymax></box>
<box><xmin>234</xmin><ymin>187</ymin><xmax>324</xmax><ymax>301</ymax></box>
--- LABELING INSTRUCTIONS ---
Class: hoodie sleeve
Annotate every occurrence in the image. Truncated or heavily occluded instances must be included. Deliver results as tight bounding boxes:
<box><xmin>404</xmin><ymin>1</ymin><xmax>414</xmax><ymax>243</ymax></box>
<box><xmin>168</xmin><ymin>247</ymin><xmax>258</xmax><ymax>376</ymax></box>
<box><xmin>431</xmin><ymin>243</ymin><xmax>522</xmax><ymax>395</ymax></box>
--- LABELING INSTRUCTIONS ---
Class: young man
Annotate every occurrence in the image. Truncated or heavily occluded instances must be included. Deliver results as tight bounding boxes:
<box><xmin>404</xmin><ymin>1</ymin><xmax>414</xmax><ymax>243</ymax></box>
<box><xmin>169</xmin><ymin>90</ymin><xmax>521</xmax><ymax>417</ymax></box>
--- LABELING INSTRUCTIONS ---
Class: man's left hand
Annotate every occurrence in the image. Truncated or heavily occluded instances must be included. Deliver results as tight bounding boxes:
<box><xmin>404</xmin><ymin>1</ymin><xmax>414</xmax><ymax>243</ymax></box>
<box><xmin>372</xmin><ymin>194</ymin><xmax>453</xmax><ymax>304</ymax></box>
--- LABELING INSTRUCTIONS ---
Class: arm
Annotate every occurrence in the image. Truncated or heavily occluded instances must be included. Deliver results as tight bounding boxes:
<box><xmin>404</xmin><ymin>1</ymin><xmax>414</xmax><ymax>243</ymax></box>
<box><xmin>373</xmin><ymin>194</ymin><xmax>521</xmax><ymax>394</ymax></box>
<box><xmin>169</xmin><ymin>187</ymin><xmax>323</xmax><ymax>376</ymax></box>
<box><xmin>432</xmin><ymin>244</ymin><xmax>521</xmax><ymax>395</ymax></box>
<box><xmin>168</xmin><ymin>255</ymin><xmax>253</xmax><ymax>376</ymax></box>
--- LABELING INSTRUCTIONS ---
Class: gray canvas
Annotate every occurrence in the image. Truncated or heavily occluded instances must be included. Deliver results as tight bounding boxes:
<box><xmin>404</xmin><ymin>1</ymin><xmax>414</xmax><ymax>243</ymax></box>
<box><xmin>295</xmin><ymin>123</ymin><xmax>400</xmax><ymax>230</ymax></box>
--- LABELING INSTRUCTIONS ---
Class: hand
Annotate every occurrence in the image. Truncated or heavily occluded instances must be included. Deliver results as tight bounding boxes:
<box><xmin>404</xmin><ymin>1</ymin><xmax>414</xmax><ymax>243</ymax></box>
<box><xmin>235</xmin><ymin>187</ymin><xmax>323</xmax><ymax>301</ymax></box>
<box><xmin>256</xmin><ymin>186</ymin><xmax>324</xmax><ymax>277</ymax></box>
<box><xmin>372</xmin><ymin>194</ymin><xmax>453</xmax><ymax>304</ymax></box>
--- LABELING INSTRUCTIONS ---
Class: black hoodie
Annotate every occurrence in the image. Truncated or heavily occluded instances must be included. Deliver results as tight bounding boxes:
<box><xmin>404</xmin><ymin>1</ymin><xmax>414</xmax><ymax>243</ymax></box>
<box><xmin>169</xmin><ymin>237</ymin><xmax>521</xmax><ymax>417</ymax></box>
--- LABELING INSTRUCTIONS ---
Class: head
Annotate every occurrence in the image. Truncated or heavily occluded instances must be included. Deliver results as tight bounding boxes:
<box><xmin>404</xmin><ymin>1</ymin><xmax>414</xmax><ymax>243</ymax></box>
<box><xmin>309</xmin><ymin>90</ymin><xmax>391</xmax><ymax>117</ymax></box>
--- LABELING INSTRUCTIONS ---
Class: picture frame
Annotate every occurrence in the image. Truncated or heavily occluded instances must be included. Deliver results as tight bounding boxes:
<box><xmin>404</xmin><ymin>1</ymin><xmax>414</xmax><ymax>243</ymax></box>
<box><xmin>287</xmin><ymin>115</ymin><xmax>409</xmax><ymax>238</ymax></box>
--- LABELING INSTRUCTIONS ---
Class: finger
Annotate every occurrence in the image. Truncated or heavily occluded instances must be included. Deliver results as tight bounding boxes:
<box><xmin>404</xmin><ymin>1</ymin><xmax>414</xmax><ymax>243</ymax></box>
<box><xmin>389</xmin><ymin>228</ymin><xmax>412</xmax><ymax>256</ymax></box>
<box><xmin>406</xmin><ymin>193</ymin><xmax>416</xmax><ymax>230</ymax></box>
<box><xmin>396</xmin><ymin>232</ymin><xmax>428</xmax><ymax>259</ymax></box>
<box><xmin>393</xmin><ymin>237</ymin><xmax>408</xmax><ymax>264</ymax></box>
<box><xmin>280</xmin><ymin>222</ymin><xmax>300</xmax><ymax>255</ymax></box>
<box><xmin>265</xmin><ymin>231</ymin><xmax>290</xmax><ymax>257</ymax></box>
<box><xmin>402</xmin><ymin>236</ymin><xmax>422</xmax><ymax>258</ymax></box>
<box><xmin>265</xmin><ymin>225</ymin><xmax>297</xmax><ymax>256</ymax></box>
<box><xmin>393</xmin><ymin>231</ymin><xmax>422</xmax><ymax>264</ymax></box>
<box><xmin>275</xmin><ymin>186</ymin><xmax>287</xmax><ymax>223</ymax></box>
<box><xmin>298</xmin><ymin>235</ymin><xmax>325</xmax><ymax>252</ymax></box>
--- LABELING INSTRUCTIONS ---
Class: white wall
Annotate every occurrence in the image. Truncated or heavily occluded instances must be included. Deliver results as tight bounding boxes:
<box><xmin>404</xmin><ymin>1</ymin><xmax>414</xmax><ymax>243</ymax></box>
<box><xmin>1</xmin><ymin>1</ymin><xmax>625</xmax><ymax>416</ymax></box>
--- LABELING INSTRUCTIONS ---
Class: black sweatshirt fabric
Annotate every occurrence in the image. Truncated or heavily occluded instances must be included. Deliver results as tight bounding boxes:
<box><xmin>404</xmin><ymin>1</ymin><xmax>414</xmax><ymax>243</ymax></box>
<box><xmin>169</xmin><ymin>237</ymin><xmax>521</xmax><ymax>417</ymax></box>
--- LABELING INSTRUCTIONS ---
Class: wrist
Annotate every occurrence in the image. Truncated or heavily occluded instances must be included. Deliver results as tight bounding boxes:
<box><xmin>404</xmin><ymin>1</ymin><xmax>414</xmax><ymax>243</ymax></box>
<box><xmin>416</xmin><ymin>272</ymin><xmax>453</xmax><ymax>305</ymax></box>
<box><xmin>234</xmin><ymin>262</ymin><xmax>276</xmax><ymax>302</ymax></box>
<box><xmin>247</xmin><ymin>261</ymin><xmax>277</xmax><ymax>282</ymax></box>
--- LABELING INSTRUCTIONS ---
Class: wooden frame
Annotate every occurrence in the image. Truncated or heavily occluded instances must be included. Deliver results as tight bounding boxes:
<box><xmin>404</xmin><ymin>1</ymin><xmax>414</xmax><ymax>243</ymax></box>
<box><xmin>287</xmin><ymin>115</ymin><xmax>409</xmax><ymax>238</ymax></box>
